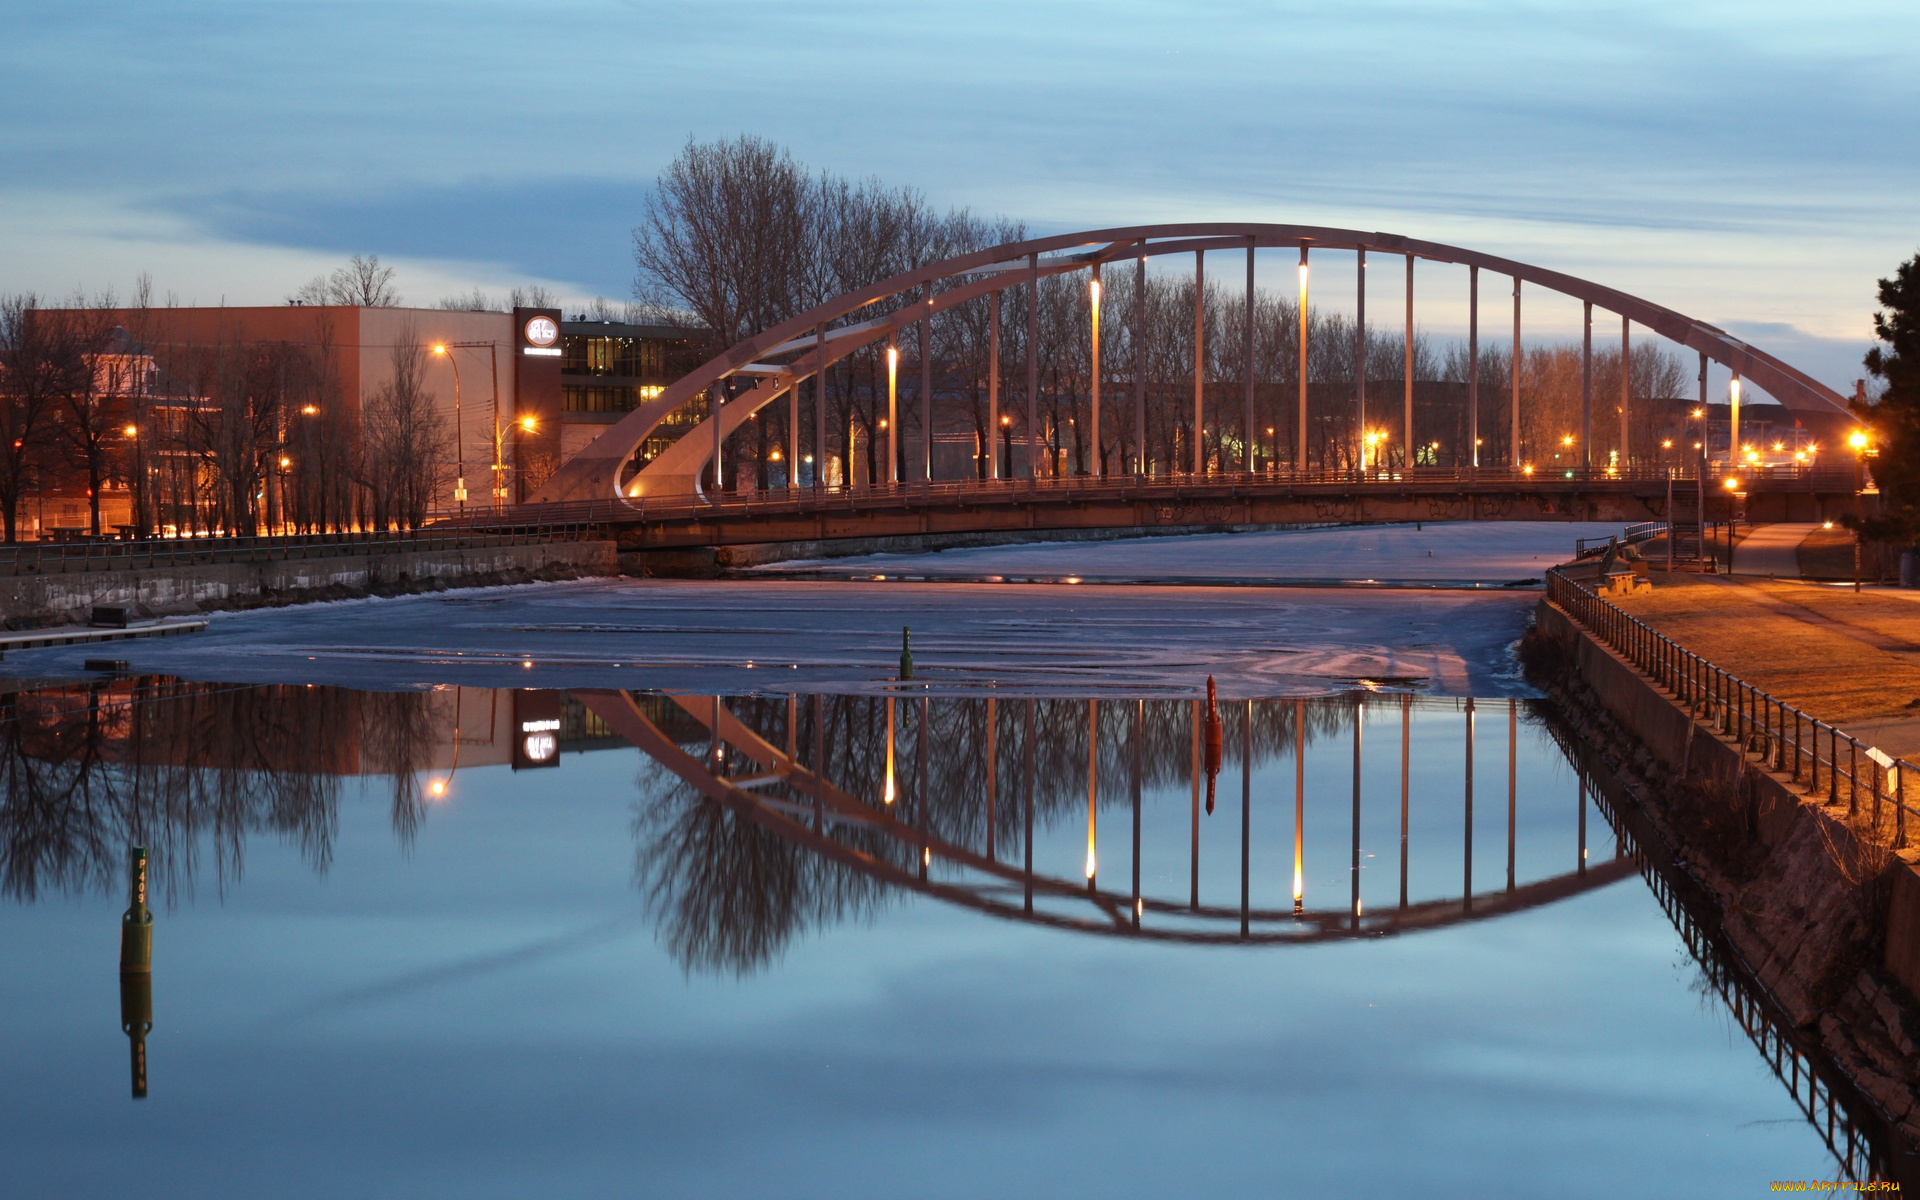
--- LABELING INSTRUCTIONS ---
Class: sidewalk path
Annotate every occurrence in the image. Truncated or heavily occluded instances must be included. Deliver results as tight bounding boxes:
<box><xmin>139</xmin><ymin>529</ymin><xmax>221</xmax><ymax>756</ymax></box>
<box><xmin>1731</xmin><ymin>522</ymin><xmax>1820</xmax><ymax>578</ymax></box>
<box><xmin>1620</xmin><ymin>573</ymin><xmax>1920</xmax><ymax>753</ymax></box>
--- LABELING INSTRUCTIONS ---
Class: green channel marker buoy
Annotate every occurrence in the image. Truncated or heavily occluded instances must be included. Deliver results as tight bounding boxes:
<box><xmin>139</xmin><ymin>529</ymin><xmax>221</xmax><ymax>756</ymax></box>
<box><xmin>120</xmin><ymin>971</ymin><xmax>151</xmax><ymax>1099</ymax></box>
<box><xmin>119</xmin><ymin>845</ymin><xmax>152</xmax><ymax>1100</ymax></box>
<box><xmin>900</xmin><ymin>626</ymin><xmax>914</xmax><ymax>681</ymax></box>
<box><xmin>120</xmin><ymin>846</ymin><xmax>151</xmax><ymax>974</ymax></box>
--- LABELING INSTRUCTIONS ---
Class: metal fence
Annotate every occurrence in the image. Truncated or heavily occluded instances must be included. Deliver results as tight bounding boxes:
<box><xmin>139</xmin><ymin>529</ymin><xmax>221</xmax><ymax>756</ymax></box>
<box><xmin>1574</xmin><ymin>521</ymin><xmax>1672</xmax><ymax>558</ymax></box>
<box><xmin>0</xmin><ymin>526</ymin><xmax>593</xmax><ymax>576</ymax></box>
<box><xmin>1546</xmin><ymin>566</ymin><xmax>1914</xmax><ymax>848</ymax></box>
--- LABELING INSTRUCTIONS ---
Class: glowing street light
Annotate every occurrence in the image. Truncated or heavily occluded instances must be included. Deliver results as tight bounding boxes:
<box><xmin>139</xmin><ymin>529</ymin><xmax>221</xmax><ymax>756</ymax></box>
<box><xmin>885</xmin><ymin>342</ymin><xmax>899</xmax><ymax>485</ymax></box>
<box><xmin>1851</xmin><ymin>430</ymin><xmax>1871</xmax><ymax>592</ymax></box>
<box><xmin>432</xmin><ymin>343</ymin><xmax>467</xmax><ymax>507</ymax></box>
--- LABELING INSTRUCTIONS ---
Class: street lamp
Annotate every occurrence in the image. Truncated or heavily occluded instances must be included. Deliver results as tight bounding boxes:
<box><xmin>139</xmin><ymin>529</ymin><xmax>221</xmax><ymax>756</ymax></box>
<box><xmin>431</xmin><ymin>344</ymin><xmax>467</xmax><ymax>508</ymax></box>
<box><xmin>1089</xmin><ymin>275</ymin><xmax>1102</xmax><ymax>479</ymax></box>
<box><xmin>1851</xmin><ymin>429</ymin><xmax>1870</xmax><ymax>592</ymax></box>
<box><xmin>886</xmin><ymin>342</ymin><xmax>899</xmax><ymax>486</ymax></box>
<box><xmin>433</xmin><ymin>341</ymin><xmax>505</xmax><ymax>509</ymax></box>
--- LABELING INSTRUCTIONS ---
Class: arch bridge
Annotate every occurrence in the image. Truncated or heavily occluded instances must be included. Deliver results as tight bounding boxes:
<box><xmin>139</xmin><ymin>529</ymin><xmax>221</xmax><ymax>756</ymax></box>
<box><xmin>524</xmin><ymin>224</ymin><xmax>1855</xmax><ymax>545</ymax></box>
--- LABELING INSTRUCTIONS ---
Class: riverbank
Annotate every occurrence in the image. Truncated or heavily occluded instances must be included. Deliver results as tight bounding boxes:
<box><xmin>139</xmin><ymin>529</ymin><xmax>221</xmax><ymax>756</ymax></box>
<box><xmin>1527</xmin><ymin>575</ymin><xmax>1920</xmax><ymax>1183</ymax></box>
<box><xmin>0</xmin><ymin>539</ymin><xmax>617</xmax><ymax>627</ymax></box>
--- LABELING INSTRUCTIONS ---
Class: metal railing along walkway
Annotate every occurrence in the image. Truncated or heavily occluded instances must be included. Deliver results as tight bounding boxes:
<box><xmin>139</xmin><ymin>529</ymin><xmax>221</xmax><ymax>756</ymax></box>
<box><xmin>1546</xmin><ymin>567</ymin><xmax>1916</xmax><ymax>848</ymax></box>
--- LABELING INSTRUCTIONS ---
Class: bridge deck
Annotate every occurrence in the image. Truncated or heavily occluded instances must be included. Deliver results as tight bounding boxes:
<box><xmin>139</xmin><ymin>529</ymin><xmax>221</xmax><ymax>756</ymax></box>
<box><xmin>442</xmin><ymin>468</ymin><xmax>1858</xmax><ymax>550</ymax></box>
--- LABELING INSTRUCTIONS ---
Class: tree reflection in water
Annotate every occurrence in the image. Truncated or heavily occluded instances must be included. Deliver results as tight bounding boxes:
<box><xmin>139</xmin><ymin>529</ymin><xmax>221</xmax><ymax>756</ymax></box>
<box><xmin>0</xmin><ymin>677</ymin><xmax>1892</xmax><ymax>1182</ymax></box>
<box><xmin>0</xmin><ymin>680</ymin><xmax>439</xmax><ymax>904</ymax></box>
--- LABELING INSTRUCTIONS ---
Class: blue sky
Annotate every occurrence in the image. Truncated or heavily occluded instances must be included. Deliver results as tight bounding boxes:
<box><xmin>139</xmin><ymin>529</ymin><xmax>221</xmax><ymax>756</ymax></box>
<box><xmin>2</xmin><ymin>1</ymin><xmax>1914</xmax><ymax>392</ymax></box>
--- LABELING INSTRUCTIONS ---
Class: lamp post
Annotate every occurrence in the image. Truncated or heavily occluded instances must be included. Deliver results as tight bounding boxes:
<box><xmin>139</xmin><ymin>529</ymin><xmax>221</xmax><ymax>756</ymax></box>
<box><xmin>121</xmin><ymin>423</ymin><xmax>143</xmax><ymax>539</ymax></box>
<box><xmin>1089</xmin><ymin>273</ymin><xmax>1102</xmax><ymax>478</ymax></box>
<box><xmin>1851</xmin><ymin>429</ymin><xmax>1869</xmax><ymax>593</ymax></box>
<box><xmin>433</xmin><ymin>342</ymin><xmax>502</xmax><ymax>511</ymax></box>
<box><xmin>886</xmin><ymin>341</ymin><xmax>899</xmax><ymax>486</ymax></box>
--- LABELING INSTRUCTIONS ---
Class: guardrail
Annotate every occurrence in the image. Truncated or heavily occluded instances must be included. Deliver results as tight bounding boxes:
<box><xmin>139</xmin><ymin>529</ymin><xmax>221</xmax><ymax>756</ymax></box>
<box><xmin>0</xmin><ymin>526</ymin><xmax>591</xmax><ymax>576</ymax></box>
<box><xmin>428</xmin><ymin>464</ymin><xmax>1860</xmax><ymax>531</ymax></box>
<box><xmin>1575</xmin><ymin>521</ymin><xmax>1671</xmax><ymax>559</ymax></box>
<box><xmin>1545</xmin><ymin>566</ymin><xmax>1914</xmax><ymax>848</ymax></box>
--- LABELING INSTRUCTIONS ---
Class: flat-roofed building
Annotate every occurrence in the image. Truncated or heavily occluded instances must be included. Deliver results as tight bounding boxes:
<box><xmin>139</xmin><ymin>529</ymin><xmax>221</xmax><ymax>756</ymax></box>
<box><xmin>21</xmin><ymin>303</ymin><xmax>708</xmax><ymax>537</ymax></box>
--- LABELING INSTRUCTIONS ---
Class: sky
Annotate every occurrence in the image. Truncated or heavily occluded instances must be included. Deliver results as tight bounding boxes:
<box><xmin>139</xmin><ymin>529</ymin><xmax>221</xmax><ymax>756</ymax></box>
<box><xmin>2</xmin><ymin>0</ymin><xmax>1915</xmax><ymax>397</ymax></box>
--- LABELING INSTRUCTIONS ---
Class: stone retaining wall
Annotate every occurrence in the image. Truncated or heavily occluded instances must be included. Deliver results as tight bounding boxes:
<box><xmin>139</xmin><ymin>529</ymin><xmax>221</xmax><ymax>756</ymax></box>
<box><xmin>0</xmin><ymin>540</ymin><xmax>618</xmax><ymax>626</ymax></box>
<box><xmin>1531</xmin><ymin>599</ymin><xmax>1920</xmax><ymax>1172</ymax></box>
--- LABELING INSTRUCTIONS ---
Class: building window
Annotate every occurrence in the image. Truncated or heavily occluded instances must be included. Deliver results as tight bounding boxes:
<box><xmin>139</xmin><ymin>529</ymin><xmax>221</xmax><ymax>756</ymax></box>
<box><xmin>562</xmin><ymin>384</ymin><xmax>666</xmax><ymax>413</ymax></box>
<box><xmin>563</xmin><ymin>336</ymin><xmax>670</xmax><ymax>378</ymax></box>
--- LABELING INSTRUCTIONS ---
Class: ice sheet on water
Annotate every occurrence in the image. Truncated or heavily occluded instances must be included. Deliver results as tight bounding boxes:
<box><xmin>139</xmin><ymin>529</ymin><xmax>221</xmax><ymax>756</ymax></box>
<box><xmin>759</xmin><ymin>519</ymin><xmax>1620</xmax><ymax>583</ymax></box>
<box><xmin>0</xmin><ymin>521</ymin><xmax>1617</xmax><ymax>696</ymax></box>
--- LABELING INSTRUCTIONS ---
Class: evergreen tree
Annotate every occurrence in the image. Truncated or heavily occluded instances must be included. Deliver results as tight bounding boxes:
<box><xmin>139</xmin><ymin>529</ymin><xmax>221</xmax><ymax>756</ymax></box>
<box><xmin>1862</xmin><ymin>253</ymin><xmax>1920</xmax><ymax>514</ymax></box>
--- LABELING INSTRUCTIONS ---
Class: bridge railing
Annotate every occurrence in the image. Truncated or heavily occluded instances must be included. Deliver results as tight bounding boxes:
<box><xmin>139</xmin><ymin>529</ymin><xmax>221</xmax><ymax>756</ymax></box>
<box><xmin>1574</xmin><ymin>521</ymin><xmax>1671</xmax><ymax>558</ymax></box>
<box><xmin>439</xmin><ymin>463</ymin><xmax>1858</xmax><ymax>530</ymax></box>
<box><xmin>1545</xmin><ymin>566</ymin><xmax>1916</xmax><ymax>849</ymax></box>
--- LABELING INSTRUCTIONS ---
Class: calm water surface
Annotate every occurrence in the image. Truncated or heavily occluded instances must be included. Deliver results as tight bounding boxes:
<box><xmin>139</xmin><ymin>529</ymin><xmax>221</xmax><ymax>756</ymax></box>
<box><xmin>0</xmin><ymin>682</ymin><xmax>1864</xmax><ymax>1195</ymax></box>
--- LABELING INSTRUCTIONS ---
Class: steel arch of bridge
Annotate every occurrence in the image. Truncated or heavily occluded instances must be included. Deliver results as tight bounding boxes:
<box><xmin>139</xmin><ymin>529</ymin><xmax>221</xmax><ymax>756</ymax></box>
<box><xmin>533</xmin><ymin>223</ymin><xmax>1850</xmax><ymax>506</ymax></box>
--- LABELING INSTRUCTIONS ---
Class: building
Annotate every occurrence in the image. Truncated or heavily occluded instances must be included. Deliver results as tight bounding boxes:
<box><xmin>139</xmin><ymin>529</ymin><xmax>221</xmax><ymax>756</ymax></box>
<box><xmin>556</xmin><ymin>318</ymin><xmax>710</xmax><ymax>466</ymax></box>
<box><xmin>21</xmin><ymin>304</ymin><xmax>710</xmax><ymax>537</ymax></box>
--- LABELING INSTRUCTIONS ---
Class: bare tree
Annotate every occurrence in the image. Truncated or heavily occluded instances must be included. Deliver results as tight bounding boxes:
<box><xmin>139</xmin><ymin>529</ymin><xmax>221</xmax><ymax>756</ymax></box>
<box><xmin>359</xmin><ymin>324</ymin><xmax>448</xmax><ymax>529</ymax></box>
<box><xmin>435</xmin><ymin>287</ymin><xmax>499</xmax><ymax>313</ymax></box>
<box><xmin>633</xmin><ymin>135</ymin><xmax>813</xmax><ymax>347</ymax></box>
<box><xmin>50</xmin><ymin>297</ymin><xmax>135</xmax><ymax>536</ymax></box>
<box><xmin>0</xmin><ymin>296</ymin><xmax>77</xmax><ymax>541</ymax></box>
<box><xmin>292</xmin><ymin>254</ymin><xmax>401</xmax><ymax>307</ymax></box>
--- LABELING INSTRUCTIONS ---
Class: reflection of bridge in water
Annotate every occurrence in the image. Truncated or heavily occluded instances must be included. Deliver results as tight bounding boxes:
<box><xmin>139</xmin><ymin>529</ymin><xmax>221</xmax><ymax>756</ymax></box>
<box><xmin>590</xmin><ymin>690</ymin><xmax>1631</xmax><ymax>944</ymax></box>
<box><xmin>0</xmin><ymin>677</ymin><xmax>1898</xmax><ymax>1180</ymax></box>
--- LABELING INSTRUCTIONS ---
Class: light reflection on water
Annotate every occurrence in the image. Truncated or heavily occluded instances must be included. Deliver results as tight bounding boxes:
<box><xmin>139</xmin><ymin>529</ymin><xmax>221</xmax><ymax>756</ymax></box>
<box><xmin>0</xmin><ymin>680</ymin><xmax>1881</xmax><ymax>1192</ymax></box>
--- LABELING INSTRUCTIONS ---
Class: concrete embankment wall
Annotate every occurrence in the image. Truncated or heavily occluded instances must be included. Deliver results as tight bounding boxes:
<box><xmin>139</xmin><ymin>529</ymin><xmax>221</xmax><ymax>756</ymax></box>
<box><xmin>1532</xmin><ymin>600</ymin><xmax>1920</xmax><ymax>1158</ymax></box>
<box><xmin>0</xmin><ymin>540</ymin><xmax>618</xmax><ymax>626</ymax></box>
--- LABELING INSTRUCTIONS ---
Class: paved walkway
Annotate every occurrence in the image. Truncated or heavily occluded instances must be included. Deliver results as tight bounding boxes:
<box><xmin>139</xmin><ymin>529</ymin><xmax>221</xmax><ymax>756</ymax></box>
<box><xmin>1731</xmin><ymin>522</ymin><xmax>1821</xmax><ymax>578</ymax></box>
<box><xmin>1622</xmin><ymin>573</ymin><xmax>1920</xmax><ymax>754</ymax></box>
